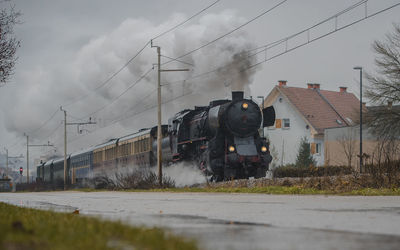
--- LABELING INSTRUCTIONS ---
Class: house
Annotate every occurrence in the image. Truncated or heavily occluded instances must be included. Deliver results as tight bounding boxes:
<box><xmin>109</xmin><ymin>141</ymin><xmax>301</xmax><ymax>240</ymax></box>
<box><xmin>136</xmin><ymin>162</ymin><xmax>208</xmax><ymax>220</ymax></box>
<box><xmin>325</xmin><ymin>104</ymin><xmax>400</xmax><ymax>171</ymax></box>
<box><xmin>263</xmin><ymin>80</ymin><xmax>361</xmax><ymax>166</ymax></box>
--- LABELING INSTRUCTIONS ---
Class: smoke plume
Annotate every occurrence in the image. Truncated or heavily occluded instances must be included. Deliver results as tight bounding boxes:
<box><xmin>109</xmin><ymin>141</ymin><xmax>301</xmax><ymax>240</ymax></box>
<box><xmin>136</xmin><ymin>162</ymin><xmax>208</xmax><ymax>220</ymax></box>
<box><xmin>2</xmin><ymin>10</ymin><xmax>260</xmax><ymax>156</ymax></box>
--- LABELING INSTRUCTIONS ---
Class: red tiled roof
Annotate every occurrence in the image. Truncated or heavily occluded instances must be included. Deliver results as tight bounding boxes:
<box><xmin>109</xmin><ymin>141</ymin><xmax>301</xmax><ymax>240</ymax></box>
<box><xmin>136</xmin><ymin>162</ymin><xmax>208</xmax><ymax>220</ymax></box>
<box><xmin>277</xmin><ymin>86</ymin><xmax>360</xmax><ymax>133</ymax></box>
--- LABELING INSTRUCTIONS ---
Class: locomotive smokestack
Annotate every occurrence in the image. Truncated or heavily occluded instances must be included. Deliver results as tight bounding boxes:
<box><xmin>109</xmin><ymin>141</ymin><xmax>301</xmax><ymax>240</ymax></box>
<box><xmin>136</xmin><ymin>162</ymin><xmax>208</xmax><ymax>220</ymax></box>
<box><xmin>232</xmin><ymin>91</ymin><xmax>244</xmax><ymax>101</ymax></box>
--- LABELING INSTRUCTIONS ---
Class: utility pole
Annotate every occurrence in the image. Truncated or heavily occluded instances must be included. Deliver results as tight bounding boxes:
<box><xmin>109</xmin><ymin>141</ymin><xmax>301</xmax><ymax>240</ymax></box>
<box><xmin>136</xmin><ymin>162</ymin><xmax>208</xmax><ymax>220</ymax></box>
<box><xmin>24</xmin><ymin>133</ymin><xmax>54</xmax><ymax>184</ymax></box>
<box><xmin>60</xmin><ymin>106</ymin><xmax>96</xmax><ymax>190</ymax></box>
<box><xmin>5</xmin><ymin>148</ymin><xmax>8</xmax><ymax>174</ymax></box>
<box><xmin>26</xmin><ymin>135</ymin><xmax>29</xmax><ymax>183</ymax></box>
<box><xmin>151</xmin><ymin>40</ymin><xmax>189</xmax><ymax>186</ymax></box>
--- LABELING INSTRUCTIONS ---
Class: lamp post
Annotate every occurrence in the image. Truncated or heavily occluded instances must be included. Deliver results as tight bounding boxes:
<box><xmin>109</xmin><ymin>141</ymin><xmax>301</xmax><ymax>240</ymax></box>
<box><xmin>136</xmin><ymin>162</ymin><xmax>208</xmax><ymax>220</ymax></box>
<box><xmin>353</xmin><ymin>66</ymin><xmax>363</xmax><ymax>173</ymax></box>
<box><xmin>257</xmin><ymin>96</ymin><xmax>265</xmax><ymax>138</ymax></box>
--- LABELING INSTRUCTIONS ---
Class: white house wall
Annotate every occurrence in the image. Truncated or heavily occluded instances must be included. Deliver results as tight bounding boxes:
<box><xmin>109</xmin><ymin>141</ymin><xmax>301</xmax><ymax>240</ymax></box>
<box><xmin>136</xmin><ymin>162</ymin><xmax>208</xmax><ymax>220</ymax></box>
<box><xmin>264</xmin><ymin>93</ymin><xmax>324</xmax><ymax>166</ymax></box>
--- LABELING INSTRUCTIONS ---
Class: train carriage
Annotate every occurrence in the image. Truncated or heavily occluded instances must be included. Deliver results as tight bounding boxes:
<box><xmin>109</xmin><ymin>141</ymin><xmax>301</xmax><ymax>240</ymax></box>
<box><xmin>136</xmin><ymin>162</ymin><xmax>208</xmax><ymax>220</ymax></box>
<box><xmin>117</xmin><ymin>128</ymin><xmax>154</xmax><ymax>169</ymax></box>
<box><xmin>43</xmin><ymin>160</ymin><xmax>53</xmax><ymax>183</ymax></box>
<box><xmin>92</xmin><ymin>139</ymin><xmax>118</xmax><ymax>176</ymax></box>
<box><xmin>52</xmin><ymin>157</ymin><xmax>70</xmax><ymax>188</ymax></box>
<box><xmin>36</xmin><ymin>162</ymin><xmax>45</xmax><ymax>182</ymax></box>
<box><xmin>70</xmin><ymin>149</ymin><xmax>93</xmax><ymax>184</ymax></box>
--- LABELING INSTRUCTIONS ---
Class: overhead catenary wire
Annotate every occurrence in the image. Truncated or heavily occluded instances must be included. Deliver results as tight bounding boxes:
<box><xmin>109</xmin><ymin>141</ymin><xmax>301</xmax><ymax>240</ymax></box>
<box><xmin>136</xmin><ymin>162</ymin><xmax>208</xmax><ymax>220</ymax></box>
<box><xmin>58</xmin><ymin>0</ymin><xmax>397</xmax><ymax>147</ymax></box>
<box><xmin>67</xmin><ymin>88</ymin><xmax>190</xmax><ymax>145</ymax></box>
<box><xmin>151</xmin><ymin>0</ymin><xmax>221</xmax><ymax>41</ymax></box>
<box><xmin>6</xmin><ymin>0</ymin><xmax>222</xmax><ymax>156</ymax></box>
<box><xmin>245</xmin><ymin>1</ymin><xmax>400</xmax><ymax>71</ymax></box>
<box><xmin>62</xmin><ymin>0</ymin><xmax>221</xmax><ymax>108</ymax></box>
<box><xmin>28</xmin><ymin>109</ymin><xmax>59</xmax><ymax>136</ymax></box>
<box><xmin>81</xmin><ymin>67</ymin><xmax>154</xmax><ymax>119</ymax></box>
<box><xmin>163</xmin><ymin>0</ymin><xmax>399</xmax><ymax>87</ymax></box>
<box><xmin>41</xmin><ymin>0</ymin><xmax>400</xmax><ymax>150</ymax></box>
<box><xmin>161</xmin><ymin>0</ymin><xmax>288</xmax><ymax>66</ymax></box>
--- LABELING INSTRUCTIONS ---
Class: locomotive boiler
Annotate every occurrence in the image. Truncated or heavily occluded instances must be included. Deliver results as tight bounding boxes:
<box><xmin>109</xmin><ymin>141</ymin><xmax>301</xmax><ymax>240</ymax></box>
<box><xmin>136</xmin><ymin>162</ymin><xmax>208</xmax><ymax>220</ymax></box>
<box><xmin>167</xmin><ymin>91</ymin><xmax>275</xmax><ymax>181</ymax></box>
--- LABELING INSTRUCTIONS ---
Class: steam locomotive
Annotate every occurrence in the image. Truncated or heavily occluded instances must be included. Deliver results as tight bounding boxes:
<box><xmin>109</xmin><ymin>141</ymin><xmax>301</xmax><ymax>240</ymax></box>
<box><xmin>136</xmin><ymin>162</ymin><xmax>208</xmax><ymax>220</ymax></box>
<box><xmin>36</xmin><ymin>91</ymin><xmax>275</xmax><ymax>185</ymax></box>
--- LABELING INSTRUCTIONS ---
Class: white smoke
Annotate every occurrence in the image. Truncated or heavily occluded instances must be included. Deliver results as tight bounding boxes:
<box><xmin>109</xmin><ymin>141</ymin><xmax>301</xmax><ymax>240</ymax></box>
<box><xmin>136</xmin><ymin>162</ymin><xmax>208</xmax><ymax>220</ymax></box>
<box><xmin>162</xmin><ymin>162</ymin><xmax>207</xmax><ymax>187</ymax></box>
<box><xmin>91</xmin><ymin>162</ymin><xmax>206</xmax><ymax>188</ymax></box>
<box><xmin>2</xmin><ymin>10</ymin><xmax>260</xmax><ymax>156</ymax></box>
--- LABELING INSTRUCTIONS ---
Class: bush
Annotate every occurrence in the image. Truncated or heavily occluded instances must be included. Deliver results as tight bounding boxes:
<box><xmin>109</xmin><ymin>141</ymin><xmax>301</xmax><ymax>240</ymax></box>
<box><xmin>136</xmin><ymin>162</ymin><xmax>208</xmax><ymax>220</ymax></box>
<box><xmin>273</xmin><ymin>165</ymin><xmax>352</xmax><ymax>178</ymax></box>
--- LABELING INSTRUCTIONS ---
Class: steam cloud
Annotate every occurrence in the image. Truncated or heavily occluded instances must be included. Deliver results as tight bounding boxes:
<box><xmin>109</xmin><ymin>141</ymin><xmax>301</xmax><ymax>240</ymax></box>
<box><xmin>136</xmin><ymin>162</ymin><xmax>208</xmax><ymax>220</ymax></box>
<box><xmin>2</xmin><ymin>10</ymin><xmax>260</xmax><ymax>156</ymax></box>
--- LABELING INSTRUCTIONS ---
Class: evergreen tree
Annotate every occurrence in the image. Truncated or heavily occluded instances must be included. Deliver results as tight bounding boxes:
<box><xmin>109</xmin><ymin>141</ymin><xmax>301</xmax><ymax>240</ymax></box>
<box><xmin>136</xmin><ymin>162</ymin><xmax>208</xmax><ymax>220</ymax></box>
<box><xmin>295</xmin><ymin>137</ymin><xmax>316</xmax><ymax>167</ymax></box>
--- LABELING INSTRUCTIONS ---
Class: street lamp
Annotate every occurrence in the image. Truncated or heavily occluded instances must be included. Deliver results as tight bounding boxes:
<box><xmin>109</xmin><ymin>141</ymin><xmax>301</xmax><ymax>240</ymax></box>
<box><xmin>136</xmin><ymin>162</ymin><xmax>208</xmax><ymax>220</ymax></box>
<box><xmin>257</xmin><ymin>96</ymin><xmax>265</xmax><ymax>138</ymax></box>
<box><xmin>353</xmin><ymin>66</ymin><xmax>363</xmax><ymax>173</ymax></box>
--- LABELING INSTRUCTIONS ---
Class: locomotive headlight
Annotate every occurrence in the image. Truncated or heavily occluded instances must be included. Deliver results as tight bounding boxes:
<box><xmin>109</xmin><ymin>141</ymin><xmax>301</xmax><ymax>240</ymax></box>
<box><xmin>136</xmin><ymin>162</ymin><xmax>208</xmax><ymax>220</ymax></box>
<box><xmin>228</xmin><ymin>146</ymin><xmax>235</xmax><ymax>152</ymax></box>
<box><xmin>242</xmin><ymin>102</ymin><xmax>248</xmax><ymax>110</ymax></box>
<box><xmin>261</xmin><ymin>146</ymin><xmax>267</xmax><ymax>152</ymax></box>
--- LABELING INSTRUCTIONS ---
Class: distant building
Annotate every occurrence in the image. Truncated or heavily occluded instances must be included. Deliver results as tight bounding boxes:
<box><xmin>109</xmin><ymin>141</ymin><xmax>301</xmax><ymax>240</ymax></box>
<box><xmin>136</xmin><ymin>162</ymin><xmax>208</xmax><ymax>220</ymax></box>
<box><xmin>325</xmin><ymin>104</ymin><xmax>400</xmax><ymax>171</ymax></box>
<box><xmin>263</xmin><ymin>80</ymin><xmax>362</xmax><ymax>166</ymax></box>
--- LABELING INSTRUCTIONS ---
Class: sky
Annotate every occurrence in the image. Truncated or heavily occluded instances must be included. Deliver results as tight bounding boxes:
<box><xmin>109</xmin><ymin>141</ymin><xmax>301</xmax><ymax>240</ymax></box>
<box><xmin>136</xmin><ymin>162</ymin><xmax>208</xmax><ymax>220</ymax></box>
<box><xmin>0</xmin><ymin>0</ymin><xmax>399</xmax><ymax>173</ymax></box>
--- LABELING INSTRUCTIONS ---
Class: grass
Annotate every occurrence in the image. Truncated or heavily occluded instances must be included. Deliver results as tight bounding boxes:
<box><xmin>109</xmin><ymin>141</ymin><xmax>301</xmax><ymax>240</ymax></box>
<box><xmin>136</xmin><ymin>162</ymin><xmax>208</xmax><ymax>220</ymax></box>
<box><xmin>75</xmin><ymin>186</ymin><xmax>400</xmax><ymax>196</ymax></box>
<box><xmin>0</xmin><ymin>202</ymin><xmax>197</xmax><ymax>250</ymax></box>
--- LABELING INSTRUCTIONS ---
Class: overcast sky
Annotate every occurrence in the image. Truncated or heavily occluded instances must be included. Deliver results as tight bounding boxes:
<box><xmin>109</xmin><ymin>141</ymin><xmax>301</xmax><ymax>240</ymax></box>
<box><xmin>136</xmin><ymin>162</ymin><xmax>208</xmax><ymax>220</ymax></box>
<box><xmin>0</xmin><ymin>0</ymin><xmax>399</xmax><ymax>170</ymax></box>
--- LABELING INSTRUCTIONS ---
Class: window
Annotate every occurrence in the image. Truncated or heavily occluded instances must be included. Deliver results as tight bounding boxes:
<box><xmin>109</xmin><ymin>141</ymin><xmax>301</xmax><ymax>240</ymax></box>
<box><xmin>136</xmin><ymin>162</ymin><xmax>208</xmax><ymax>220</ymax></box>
<box><xmin>316</xmin><ymin>143</ymin><xmax>321</xmax><ymax>154</ymax></box>
<box><xmin>283</xmin><ymin>118</ymin><xmax>290</xmax><ymax>129</ymax></box>
<box><xmin>311</xmin><ymin>143</ymin><xmax>321</xmax><ymax>155</ymax></box>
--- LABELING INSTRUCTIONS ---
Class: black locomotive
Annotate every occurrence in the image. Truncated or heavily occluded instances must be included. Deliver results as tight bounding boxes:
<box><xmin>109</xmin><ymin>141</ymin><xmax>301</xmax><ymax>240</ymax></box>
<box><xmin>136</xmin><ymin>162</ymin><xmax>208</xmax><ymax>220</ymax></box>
<box><xmin>37</xmin><ymin>91</ymin><xmax>275</xmax><ymax>184</ymax></box>
<box><xmin>167</xmin><ymin>91</ymin><xmax>275</xmax><ymax>181</ymax></box>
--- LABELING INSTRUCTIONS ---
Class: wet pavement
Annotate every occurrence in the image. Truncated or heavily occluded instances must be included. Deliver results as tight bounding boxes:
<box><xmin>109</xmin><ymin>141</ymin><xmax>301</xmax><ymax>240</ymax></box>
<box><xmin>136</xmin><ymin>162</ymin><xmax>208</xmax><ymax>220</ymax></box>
<box><xmin>1</xmin><ymin>191</ymin><xmax>400</xmax><ymax>250</ymax></box>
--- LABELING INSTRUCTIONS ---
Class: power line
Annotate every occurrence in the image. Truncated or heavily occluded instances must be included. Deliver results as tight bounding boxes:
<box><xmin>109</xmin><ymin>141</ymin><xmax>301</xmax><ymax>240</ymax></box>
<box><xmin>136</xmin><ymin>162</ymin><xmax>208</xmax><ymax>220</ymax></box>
<box><xmin>5</xmin><ymin>0</ymin><xmax>221</xmax><ymax>152</ymax></box>
<box><xmin>163</xmin><ymin>0</ymin><xmax>399</xmax><ymax>87</ymax></box>
<box><xmin>81</xmin><ymin>67</ymin><xmax>154</xmax><ymax>119</ymax></box>
<box><xmin>151</xmin><ymin>0</ymin><xmax>221</xmax><ymax>41</ymax></box>
<box><xmin>67</xmin><ymin>88</ymin><xmax>191</xmax><ymax>145</ymax></box>
<box><xmin>245</xmin><ymin>1</ymin><xmax>400</xmax><ymax>71</ymax></box>
<box><xmin>63</xmin><ymin>41</ymin><xmax>151</xmax><ymax>107</ymax></box>
<box><xmin>161</xmin><ymin>0</ymin><xmax>288</xmax><ymax>66</ymax></box>
<box><xmin>62</xmin><ymin>0</ymin><xmax>221</xmax><ymax>108</ymax></box>
<box><xmin>28</xmin><ymin>108</ymin><xmax>59</xmax><ymax>135</ymax></box>
<box><xmin>247</xmin><ymin>0</ymin><xmax>369</xmax><ymax>53</ymax></box>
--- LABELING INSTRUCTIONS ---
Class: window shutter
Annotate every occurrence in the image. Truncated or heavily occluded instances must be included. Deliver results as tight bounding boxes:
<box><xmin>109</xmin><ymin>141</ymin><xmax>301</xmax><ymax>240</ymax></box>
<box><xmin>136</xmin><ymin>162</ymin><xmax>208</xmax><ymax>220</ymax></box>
<box><xmin>275</xmin><ymin>119</ymin><xmax>282</xmax><ymax>128</ymax></box>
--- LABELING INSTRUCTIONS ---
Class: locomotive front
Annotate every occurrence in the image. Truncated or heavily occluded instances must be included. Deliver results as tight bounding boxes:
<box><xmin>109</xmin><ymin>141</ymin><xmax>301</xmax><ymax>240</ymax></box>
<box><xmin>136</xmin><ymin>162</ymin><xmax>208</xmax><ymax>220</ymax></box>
<box><xmin>207</xmin><ymin>91</ymin><xmax>274</xmax><ymax>180</ymax></box>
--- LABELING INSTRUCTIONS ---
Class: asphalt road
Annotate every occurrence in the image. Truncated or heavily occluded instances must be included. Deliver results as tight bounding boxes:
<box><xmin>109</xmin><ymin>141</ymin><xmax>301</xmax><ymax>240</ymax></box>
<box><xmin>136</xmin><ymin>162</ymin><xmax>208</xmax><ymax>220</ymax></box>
<box><xmin>1</xmin><ymin>191</ymin><xmax>400</xmax><ymax>250</ymax></box>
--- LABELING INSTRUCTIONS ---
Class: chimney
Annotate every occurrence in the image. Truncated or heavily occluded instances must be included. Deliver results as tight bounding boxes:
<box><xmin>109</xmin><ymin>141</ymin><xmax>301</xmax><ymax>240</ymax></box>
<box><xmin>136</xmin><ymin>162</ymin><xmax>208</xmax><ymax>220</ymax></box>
<box><xmin>339</xmin><ymin>87</ymin><xmax>347</xmax><ymax>93</ymax></box>
<box><xmin>278</xmin><ymin>80</ymin><xmax>287</xmax><ymax>86</ymax></box>
<box><xmin>307</xmin><ymin>83</ymin><xmax>313</xmax><ymax>89</ymax></box>
<box><xmin>388</xmin><ymin>101</ymin><xmax>393</xmax><ymax>109</ymax></box>
<box><xmin>313</xmin><ymin>83</ymin><xmax>320</xmax><ymax>89</ymax></box>
<box><xmin>232</xmin><ymin>91</ymin><xmax>244</xmax><ymax>101</ymax></box>
<box><xmin>362</xmin><ymin>102</ymin><xmax>366</xmax><ymax>109</ymax></box>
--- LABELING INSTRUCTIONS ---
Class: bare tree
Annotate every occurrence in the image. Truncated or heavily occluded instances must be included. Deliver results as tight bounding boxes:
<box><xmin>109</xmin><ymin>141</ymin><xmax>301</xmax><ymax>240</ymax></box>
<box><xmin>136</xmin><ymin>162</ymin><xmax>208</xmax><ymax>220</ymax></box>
<box><xmin>365</xmin><ymin>23</ymin><xmax>400</xmax><ymax>137</ymax></box>
<box><xmin>0</xmin><ymin>1</ymin><xmax>20</xmax><ymax>86</ymax></box>
<box><xmin>337</xmin><ymin>127</ymin><xmax>357</xmax><ymax>169</ymax></box>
